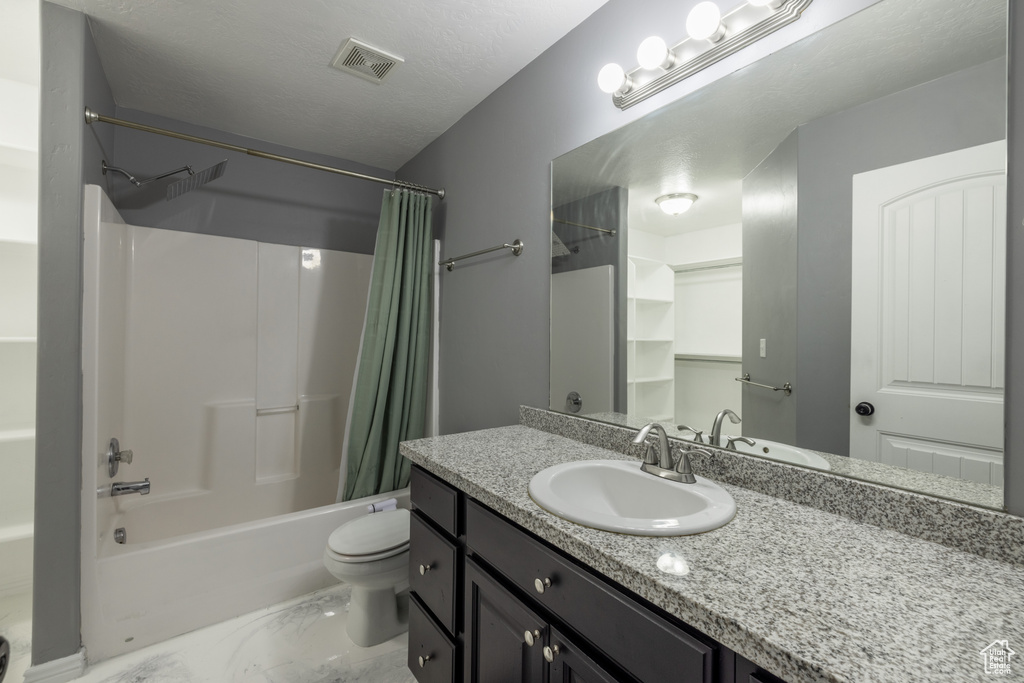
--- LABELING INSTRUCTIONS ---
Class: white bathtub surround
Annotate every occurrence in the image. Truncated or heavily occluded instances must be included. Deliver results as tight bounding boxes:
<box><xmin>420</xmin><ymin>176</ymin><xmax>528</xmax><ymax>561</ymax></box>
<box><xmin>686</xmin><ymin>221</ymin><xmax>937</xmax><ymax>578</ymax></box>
<box><xmin>79</xmin><ymin>186</ymin><xmax>402</xmax><ymax>662</ymax></box>
<box><xmin>68</xmin><ymin>585</ymin><xmax>414</xmax><ymax>683</ymax></box>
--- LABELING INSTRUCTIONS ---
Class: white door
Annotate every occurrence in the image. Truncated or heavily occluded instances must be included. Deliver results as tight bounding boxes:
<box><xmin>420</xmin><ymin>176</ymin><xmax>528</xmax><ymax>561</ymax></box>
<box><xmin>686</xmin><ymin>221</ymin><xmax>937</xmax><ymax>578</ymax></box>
<box><xmin>850</xmin><ymin>141</ymin><xmax>1005</xmax><ymax>485</ymax></box>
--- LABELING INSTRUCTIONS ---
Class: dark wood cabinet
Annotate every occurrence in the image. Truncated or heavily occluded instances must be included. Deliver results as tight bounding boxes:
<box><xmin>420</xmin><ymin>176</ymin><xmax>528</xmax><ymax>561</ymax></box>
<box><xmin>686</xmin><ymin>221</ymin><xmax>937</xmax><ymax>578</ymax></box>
<box><xmin>464</xmin><ymin>557</ymin><xmax>547</xmax><ymax>683</ymax></box>
<box><xmin>408</xmin><ymin>464</ymin><xmax>786</xmax><ymax>683</ymax></box>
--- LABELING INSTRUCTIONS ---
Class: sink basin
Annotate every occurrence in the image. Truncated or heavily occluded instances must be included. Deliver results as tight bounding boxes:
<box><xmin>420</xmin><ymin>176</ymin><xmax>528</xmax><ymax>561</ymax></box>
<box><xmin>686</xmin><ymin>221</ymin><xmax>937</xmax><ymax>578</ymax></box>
<box><xmin>722</xmin><ymin>436</ymin><xmax>831</xmax><ymax>471</ymax></box>
<box><xmin>528</xmin><ymin>460</ymin><xmax>735</xmax><ymax>536</ymax></box>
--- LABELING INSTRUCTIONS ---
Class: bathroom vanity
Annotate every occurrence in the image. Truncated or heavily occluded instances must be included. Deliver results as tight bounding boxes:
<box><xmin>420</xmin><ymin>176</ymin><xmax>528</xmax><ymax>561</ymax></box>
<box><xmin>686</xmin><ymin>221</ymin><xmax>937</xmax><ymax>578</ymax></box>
<box><xmin>402</xmin><ymin>421</ymin><xmax>1024</xmax><ymax>683</ymax></box>
<box><xmin>406</xmin><ymin>464</ymin><xmax>778</xmax><ymax>683</ymax></box>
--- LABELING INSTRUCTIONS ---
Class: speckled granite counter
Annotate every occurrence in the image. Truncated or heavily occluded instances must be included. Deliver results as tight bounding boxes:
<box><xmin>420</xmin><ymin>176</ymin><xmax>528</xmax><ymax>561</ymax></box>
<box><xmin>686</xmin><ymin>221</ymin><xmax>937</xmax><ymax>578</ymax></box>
<box><xmin>400</xmin><ymin>425</ymin><xmax>1024</xmax><ymax>683</ymax></box>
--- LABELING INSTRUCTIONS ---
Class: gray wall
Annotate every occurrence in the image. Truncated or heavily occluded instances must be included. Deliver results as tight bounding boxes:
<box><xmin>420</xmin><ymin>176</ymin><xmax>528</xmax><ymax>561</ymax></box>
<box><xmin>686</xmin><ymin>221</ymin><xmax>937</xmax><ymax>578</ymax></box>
<box><xmin>35</xmin><ymin>1</ymin><xmax>114</xmax><ymax>664</ymax></box>
<box><xmin>1007</xmin><ymin>3</ymin><xmax>1023</xmax><ymax>517</ymax></box>
<box><xmin>552</xmin><ymin>187</ymin><xmax>627</xmax><ymax>411</ymax></box>
<box><xmin>795</xmin><ymin>58</ymin><xmax>1006</xmax><ymax>455</ymax></box>
<box><xmin>742</xmin><ymin>130</ymin><xmax>799</xmax><ymax>445</ymax></box>
<box><xmin>398</xmin><ymin>0</ymin><xmax>881</xmax><ymax>435</ymax></box>
<box><xmin>104</xmin><ymin>108</ymin><xmax>392</xmax><ymax>253</ymax></box>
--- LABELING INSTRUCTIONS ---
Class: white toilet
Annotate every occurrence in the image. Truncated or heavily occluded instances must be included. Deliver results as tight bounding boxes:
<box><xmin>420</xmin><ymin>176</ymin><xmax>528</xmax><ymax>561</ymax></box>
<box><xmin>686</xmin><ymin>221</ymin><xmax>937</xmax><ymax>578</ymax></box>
<box><xmin>323</xmin><ymin>507</ymin><xmax>411</xmax><ymax>647</ymax></box>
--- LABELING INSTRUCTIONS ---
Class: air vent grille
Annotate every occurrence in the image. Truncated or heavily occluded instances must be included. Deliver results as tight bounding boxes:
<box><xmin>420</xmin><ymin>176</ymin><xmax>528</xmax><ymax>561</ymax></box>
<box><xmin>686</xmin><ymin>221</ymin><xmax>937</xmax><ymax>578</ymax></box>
<box><xmin>330</xmin><ymin>38</ymin><xmax>404</xmax><ymax>84</ymax></box>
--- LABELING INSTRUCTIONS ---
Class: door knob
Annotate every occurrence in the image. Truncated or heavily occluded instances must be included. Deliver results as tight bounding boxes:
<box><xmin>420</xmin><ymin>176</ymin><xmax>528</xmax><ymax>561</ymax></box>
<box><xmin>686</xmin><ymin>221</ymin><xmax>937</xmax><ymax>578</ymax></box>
<box><xmin>855</xmin><ymin>402</ymin><xmax>875</xmax><ymax>416</ymax></box>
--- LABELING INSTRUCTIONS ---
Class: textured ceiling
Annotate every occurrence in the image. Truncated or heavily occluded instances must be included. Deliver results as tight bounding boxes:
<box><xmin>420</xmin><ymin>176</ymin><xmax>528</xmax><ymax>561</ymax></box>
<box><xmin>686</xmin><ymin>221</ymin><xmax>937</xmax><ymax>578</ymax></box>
<box><xmin>553</xmin><ymin>0</ymin><xmax>1006</xmax><ymax>237</ymax></box>
<box><xmin>50</xmin><ymin>0</ymin><xmax>610</xmax><ymax>170</ymax></box>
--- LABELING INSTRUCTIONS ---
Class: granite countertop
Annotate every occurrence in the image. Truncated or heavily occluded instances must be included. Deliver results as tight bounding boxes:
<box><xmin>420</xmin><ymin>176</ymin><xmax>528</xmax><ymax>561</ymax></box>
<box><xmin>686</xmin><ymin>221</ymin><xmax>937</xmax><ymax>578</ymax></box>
<box><xmin>400</xmin><ymin>425</ymin><xmax>1024</xmax><ymax>683</ymax></box>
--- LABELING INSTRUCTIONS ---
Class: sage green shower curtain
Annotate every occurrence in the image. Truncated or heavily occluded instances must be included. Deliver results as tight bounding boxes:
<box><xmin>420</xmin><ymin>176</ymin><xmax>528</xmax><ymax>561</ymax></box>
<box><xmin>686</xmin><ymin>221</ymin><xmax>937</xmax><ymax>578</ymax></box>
<box><xmin>341</xmin><ymin>189</ymin><xmax>433</xmax><ymax>501</ymax></box>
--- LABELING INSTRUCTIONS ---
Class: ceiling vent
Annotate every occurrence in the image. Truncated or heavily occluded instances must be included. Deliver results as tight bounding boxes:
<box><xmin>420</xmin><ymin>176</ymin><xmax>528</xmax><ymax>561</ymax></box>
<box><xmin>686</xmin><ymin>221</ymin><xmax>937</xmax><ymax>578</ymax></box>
<box><xmin>330</xmin><ymin>38</ymin><xmax>404</xmax><ymax>85</ymax></box>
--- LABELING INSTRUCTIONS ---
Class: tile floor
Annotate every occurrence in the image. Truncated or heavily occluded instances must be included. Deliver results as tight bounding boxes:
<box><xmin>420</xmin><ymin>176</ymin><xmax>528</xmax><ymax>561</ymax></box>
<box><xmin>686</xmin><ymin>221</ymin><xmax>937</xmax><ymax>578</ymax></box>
<box><xmin>0</xmin><ymin>585</ymin><xmax>416</xmax><ymax>683</ymax></box>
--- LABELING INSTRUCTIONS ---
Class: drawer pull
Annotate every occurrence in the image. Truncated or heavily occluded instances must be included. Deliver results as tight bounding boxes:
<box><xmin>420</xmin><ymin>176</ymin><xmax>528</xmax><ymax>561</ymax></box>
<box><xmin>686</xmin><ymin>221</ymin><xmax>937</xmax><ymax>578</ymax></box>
<box><xmin>419</xmin><ymin>563</ymin><xmax>434</xmax><ymax>575</ymax></box>
<box><xmin>543</xmin><ymin>645</ymin><xmax>560</xmax><ymax>663</ymax></box>
<box><xmin>534</xmin><ymin>577</ymin><xmax>552</xmax><ymax>594</ymax></box>
<box><xmin>418</xmin><ymin>654</ymin><xmax>432</xmax><ymax>668</ymax></box>
<box><xmin>524</xmin><ymin>629</ymin><xmax>540</xmax><ymax>647</ymax></box>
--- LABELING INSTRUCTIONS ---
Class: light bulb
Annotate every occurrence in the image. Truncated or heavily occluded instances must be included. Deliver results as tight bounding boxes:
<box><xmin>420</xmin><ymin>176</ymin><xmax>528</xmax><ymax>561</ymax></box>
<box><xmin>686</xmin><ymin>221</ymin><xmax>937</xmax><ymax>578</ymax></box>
<box><xmin>686</xmin><ymin>2</ymin><xmax>725</xmax><ymax>42</ymax></box>
<box><xmin>597</xmin><ymin>63</ymin><xmax>630</xmax><ymax>94</ymax></box>
<box><xmin>656</xmin><ymin>193</ymin><xmax>697</xmax><ymax>215</ymax></box>
<box><xmin>748</xmin><ymin>0</ymin><xmax>784</xmax><ymax>7</ymax></box>
<box><xmin>637</xmin><ymin>36</ymin><xmax>673</xmax><ymax>71</ymax></box>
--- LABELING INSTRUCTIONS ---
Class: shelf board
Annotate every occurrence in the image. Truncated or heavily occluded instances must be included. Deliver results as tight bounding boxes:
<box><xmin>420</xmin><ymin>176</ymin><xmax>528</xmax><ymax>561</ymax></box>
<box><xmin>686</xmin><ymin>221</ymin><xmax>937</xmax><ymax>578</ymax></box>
<box><xmin>631</xmin><ymin>338</ymin><xmax>673</xmax><ymax>343</ymax></box>
<box><xmin>633</xmin><ymin>376</ymin><xmax>673</xmax><ymax>384</ymax></box>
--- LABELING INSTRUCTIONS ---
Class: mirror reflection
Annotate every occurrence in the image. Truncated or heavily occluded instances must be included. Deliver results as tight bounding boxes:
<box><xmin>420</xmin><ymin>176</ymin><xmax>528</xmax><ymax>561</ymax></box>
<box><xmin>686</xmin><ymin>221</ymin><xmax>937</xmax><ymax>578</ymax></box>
<box><xmin>549</xmin><ymin>0</ymin><xmax>1007</xmax><ymax>509</ymax></box>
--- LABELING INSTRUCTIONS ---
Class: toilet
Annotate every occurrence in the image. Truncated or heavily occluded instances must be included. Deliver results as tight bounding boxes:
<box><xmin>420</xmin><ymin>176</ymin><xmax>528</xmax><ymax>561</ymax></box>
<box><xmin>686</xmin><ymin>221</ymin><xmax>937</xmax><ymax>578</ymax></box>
<box><xmin>323</xmin><ymin>507</ymin><xmax>411</xmax><ymax>647</ymax></box>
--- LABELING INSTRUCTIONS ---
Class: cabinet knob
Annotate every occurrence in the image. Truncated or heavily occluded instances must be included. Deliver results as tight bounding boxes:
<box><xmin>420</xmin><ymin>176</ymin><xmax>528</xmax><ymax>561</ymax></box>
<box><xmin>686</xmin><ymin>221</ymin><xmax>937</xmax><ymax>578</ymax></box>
<box><xmin>419</xmin><ymin>563</ymin><xmax>433</xmax><ymax>575</ymax></box>
<box><xmin>418</xmin><ymin>654</ymin><xmax>432</xmax><ymax>668</ymax></box>
<box><xmin>524</xmin><ymin>629</ymin><xmax>540</xmax><ymax>647</ymax></box>
<box><xmin>543</xmin><ymin>645</ymin><xmax>560</xmax><ymax>663</ymax></box>
<box><xmin>534</xmin><ymin>577</ymin><xmax>552</xmax><ymax>594</ymax></box>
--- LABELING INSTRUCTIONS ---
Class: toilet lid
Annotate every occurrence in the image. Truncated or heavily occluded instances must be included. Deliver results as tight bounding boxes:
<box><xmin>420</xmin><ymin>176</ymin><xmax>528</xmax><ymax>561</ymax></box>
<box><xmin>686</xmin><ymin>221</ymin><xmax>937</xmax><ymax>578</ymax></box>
<box><xmin>327</xmin><ymin>508</ymin><xmax>410</xmax><ymax>557</ymax></box>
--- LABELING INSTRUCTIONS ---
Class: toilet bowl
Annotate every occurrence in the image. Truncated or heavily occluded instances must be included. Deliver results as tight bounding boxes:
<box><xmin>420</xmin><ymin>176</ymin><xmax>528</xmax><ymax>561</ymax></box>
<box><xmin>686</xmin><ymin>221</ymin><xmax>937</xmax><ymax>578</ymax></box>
<box><xmin>323</xmin><ymin>507</ymin><xmax>411</xmax><ymax>647</ymax></box>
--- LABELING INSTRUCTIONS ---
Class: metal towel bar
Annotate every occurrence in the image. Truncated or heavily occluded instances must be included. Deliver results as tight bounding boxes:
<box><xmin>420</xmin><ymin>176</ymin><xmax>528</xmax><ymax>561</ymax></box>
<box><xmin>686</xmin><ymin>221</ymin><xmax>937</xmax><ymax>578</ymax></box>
<box><xmin>440</xmin><ymin>239</ymin><xmax>523</xmax><ymax>271</ymax></box>
<box><xmin>735</xmin><ymin>373</ymin><xmax>793</xmax><ymax>396</ymax></box>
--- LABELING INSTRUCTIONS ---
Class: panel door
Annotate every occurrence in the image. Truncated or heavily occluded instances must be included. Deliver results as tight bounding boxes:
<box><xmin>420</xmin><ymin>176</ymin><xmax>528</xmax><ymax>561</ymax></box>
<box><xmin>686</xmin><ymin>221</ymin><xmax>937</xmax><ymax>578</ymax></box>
<box><xmin>463</xmin><ymin>558</ymin><xmax>545</xmax><ymax>683</ymax></box>
<box><xmin>548</xmin><ymin>627</ymin><xmax>628</xmax><ymax>683</ymax></box>
<box><xmin>850</xmin><ymin>141</ymin><xmax>1005</xmax><ymax>482</ymax></box>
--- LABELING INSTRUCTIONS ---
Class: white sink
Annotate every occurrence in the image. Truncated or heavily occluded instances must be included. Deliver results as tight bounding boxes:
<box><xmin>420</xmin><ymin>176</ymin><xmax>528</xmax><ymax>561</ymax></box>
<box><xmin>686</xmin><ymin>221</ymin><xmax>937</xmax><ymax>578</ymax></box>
<box><xmin>723</xmin><ymin>437</ymin><xmax>831</xmax><ymax>471</ymax></box>
<box><xmin>528</xmin><ymin>460</ymin><xmax>735</xmax><ymax>536</ymax></box>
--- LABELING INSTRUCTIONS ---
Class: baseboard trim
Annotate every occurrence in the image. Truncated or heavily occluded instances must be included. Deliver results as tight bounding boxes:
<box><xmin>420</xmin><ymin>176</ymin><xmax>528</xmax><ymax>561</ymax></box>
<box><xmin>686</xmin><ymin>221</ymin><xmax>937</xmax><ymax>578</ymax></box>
<box><xmin>22</xmin><ymin>649</ymin><xmax>86</xmax><ymax>683</ymax></box>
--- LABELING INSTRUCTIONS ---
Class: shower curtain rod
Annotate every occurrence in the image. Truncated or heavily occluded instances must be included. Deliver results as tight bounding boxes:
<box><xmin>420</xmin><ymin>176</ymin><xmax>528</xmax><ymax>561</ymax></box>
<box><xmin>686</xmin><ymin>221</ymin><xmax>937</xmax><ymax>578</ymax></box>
<box><xmin>84</xmin><ymin>107</ymin><xmax>445</xmax><ymax>199</ymax></box>
<box><xmin>552</xmin><ymin>217</ymin><xmax>616</xmax><ymax>235</ymax></box>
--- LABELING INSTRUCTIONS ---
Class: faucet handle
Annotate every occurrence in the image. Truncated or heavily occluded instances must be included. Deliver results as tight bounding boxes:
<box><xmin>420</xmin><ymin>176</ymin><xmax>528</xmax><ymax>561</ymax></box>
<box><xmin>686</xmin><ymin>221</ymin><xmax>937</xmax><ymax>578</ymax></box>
<box><xmin>672</xmin><ymin>447</ymin><xmax>697</xmax><ymax>484</ymax></box>
<box><xmin>726</xmin><ymin>436</ymin><xmax>756</xmax><ymax>451</ymax></box>
<box><xmin>676</xmin><ymin>424</ymin><xmax>704</xmax><ymax>444</ymax></box>
<box><xmin>641</xmin><ymin>441</ymin><xmax>659</xmax><ymax>465</ymax></box>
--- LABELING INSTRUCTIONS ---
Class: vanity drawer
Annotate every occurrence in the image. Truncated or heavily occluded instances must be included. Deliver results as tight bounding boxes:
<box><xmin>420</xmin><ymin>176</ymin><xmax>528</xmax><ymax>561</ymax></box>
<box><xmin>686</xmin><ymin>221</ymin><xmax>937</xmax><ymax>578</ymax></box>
<box><xmin>411</xmin><ymin>465</ymin><xmax>459</xmax><ymax>536</ymax></box>
<box><xmin>409</xmin><ymin>594</ymin><xmax>456</xmax><ymax>683</ymax></box>
<box><xmin>465</xmin><ymin>500</ymin><xmax>715</xmax><ymax>683</ymax></box>
<box><xmin>410</xmin><ymin>510</ymin><xmax>459</xmax><ymax>634</ymax></box>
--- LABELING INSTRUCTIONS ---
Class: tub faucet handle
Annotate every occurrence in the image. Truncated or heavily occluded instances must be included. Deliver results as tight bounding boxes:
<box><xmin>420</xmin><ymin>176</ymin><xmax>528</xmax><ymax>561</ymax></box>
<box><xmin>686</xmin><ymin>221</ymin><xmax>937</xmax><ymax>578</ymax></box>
<box><xmin>107</xmin><ymin>437</ymin><xmax>134</xmax><ymax>477</ymax></box>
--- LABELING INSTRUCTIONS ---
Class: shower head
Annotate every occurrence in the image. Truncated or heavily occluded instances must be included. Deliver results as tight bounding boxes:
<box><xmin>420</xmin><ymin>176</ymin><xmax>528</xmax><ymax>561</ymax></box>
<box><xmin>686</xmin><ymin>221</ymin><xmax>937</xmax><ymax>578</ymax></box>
<box><xmin>552</xmin><ymin>231</ymin><xmax>571</xmax><ymax>257</ymax></box>
<box><xmin>166</xmin><ymin>160</ymin><xmax>228</xmax><ymax>201</ymax></box>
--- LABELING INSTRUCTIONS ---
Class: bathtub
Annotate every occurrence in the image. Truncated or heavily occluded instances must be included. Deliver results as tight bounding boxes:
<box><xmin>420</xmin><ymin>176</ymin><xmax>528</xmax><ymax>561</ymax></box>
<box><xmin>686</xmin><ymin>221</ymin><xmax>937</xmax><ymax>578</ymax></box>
<box><xmin>82</xmin><ymin>487</ymin><xmax>409</xmax><ymax>661</ymax></box>
<box><xmin>79</xmin><ymin>185</ymin><xmax>411</xmax><ymax>662</ymax></box>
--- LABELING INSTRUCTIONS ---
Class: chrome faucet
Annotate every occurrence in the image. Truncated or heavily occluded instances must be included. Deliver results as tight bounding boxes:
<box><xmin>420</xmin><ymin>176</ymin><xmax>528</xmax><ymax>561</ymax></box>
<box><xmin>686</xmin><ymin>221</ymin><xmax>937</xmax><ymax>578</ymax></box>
<box><xmin>632</xmin><ymin>423</ymin><xmax>696</xmax><ymax>483</ymax></box>
<box><xmin>710</xmin><ymin>409</ymin><xmax>742</xmax><ymax>448</ymax></box>
<box><xmin>111</xmin><ymin>478</ymin><xmax>150</xmax><ymax>497</ymax></box>
<box><xmin>631</xmin><ymin>423</ymin><xmax>673</xmax><ymax>470</ymax></box>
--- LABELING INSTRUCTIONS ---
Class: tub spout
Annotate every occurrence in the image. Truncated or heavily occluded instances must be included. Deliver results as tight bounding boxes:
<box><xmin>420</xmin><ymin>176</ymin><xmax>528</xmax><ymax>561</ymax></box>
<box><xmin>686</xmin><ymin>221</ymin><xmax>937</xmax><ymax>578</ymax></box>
<box><xmin>111</xmin><ymin>478</ymin><xmax>150</xmax><ymax>496</ymax></box>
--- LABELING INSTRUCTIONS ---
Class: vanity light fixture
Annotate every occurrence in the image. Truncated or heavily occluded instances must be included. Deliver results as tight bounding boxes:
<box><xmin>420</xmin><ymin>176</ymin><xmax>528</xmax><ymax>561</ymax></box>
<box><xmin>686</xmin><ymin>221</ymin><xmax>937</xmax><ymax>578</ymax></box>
<box><xmin>656</xmin><ymin>193</ymin><xmax>698</xmax><ymax>215</ymax></box>
<box><xmin>599</xmin><ymin>0</ymin><xmax>813</xmax><ymax>109</ymax></box>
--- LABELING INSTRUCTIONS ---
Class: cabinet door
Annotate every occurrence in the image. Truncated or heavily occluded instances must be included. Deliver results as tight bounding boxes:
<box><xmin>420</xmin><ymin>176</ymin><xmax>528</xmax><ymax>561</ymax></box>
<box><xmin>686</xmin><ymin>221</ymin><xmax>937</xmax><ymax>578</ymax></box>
<box><xmin>547</xmin><ymin>627</ymin><xmax>628</xmax><ymax>683</ymax></box>
<box><xmin>464</xmin><ymin>557</ymin><xmax>545</xmax><ymax>683</ymax></box>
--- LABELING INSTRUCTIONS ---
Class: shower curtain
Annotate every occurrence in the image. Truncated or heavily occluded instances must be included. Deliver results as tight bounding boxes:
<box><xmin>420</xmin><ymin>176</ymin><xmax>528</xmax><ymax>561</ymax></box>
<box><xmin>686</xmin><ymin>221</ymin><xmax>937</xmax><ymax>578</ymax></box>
<box><xmin>340</xmin><ymin>189</ymin><xmax>434</xmax><ymax>501</ymax></box>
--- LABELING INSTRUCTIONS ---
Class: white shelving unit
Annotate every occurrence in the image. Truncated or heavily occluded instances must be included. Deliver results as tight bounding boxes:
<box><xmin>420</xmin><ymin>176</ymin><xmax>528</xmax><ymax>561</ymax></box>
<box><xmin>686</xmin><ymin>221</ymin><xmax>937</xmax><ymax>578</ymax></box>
<box><xmin>627</xmin><ymin>256</ymin><xmax>675</xmax><ymax>422</ymax></box>
<box><xmin>0</xmin><ymin>61</ymin><xmax>40</xmax><ymax>599</ymax></box>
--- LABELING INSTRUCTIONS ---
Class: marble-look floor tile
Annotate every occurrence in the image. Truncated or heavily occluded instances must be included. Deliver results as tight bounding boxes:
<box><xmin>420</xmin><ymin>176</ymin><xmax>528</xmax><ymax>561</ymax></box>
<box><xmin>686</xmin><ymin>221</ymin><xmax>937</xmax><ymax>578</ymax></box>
<box><xmin>72</xmin><ymin>585</ymin><xmax>415</xmax><ymax>683</ymax></box>
<box><xmin>0</xmin><ymin>589</ymin><xmax>33</xmax><ymax>683</ymax></box>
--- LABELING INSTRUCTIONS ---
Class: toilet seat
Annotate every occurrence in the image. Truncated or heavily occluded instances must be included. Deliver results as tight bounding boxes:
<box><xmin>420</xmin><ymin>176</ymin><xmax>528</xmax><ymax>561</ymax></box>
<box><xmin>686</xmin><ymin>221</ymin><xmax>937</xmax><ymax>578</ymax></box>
<box><xmin>327</xmin><ymin>508</ymin><xmax>410</xmax><ymax>564</ymax></box>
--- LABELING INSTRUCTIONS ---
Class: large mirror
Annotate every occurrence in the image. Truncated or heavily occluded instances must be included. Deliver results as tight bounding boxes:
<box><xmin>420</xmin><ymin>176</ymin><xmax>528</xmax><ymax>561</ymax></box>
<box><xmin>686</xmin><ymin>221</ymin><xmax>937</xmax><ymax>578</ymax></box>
<box><xmin>549</xmin><ymin>0</ymin><xmax>1007</xmax><ymax>509</ymax></box>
